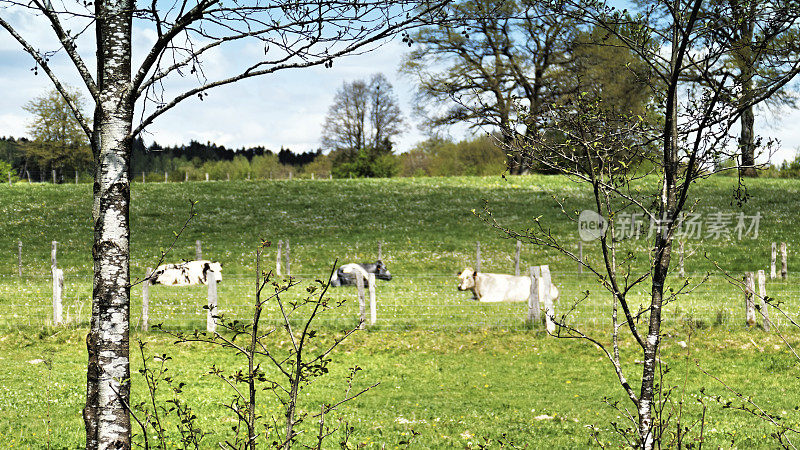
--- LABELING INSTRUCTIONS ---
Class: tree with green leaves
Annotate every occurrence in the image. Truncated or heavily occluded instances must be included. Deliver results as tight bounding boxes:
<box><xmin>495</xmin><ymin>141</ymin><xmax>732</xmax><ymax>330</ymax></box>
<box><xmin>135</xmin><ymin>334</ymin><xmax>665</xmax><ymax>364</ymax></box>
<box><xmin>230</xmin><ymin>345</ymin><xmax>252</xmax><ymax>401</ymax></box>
<box><xmin>23</xmin><ymin>88</ymin><xmax>93</xmax><ymax>180</ymax></box>
<box><xmin>568</xmin><ymin>24</ymin><xmax>656</xmax><ymax>118</ymax></box>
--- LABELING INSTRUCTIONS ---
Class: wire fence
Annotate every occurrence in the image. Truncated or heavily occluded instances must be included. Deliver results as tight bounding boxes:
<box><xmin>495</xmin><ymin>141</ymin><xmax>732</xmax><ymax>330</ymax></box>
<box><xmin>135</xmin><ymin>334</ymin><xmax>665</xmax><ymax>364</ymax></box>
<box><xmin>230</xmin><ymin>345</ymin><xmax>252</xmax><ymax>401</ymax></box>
<box><xmin>1</xmin><ymin>272</ymin><xmax>798</xmax><ymax>331</ymax></box>
<box><xmin>9</xmin><ymin>170</ymin><xmax>325</xmax><ymax>185</ymax></box>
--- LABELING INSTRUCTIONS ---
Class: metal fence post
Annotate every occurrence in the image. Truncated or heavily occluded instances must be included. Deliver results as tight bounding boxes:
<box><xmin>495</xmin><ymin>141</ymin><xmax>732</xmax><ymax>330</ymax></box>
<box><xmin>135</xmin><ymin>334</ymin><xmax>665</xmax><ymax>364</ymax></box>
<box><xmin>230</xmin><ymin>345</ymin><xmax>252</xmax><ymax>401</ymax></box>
<box><xmin>207</xmin><ymin>271</ymin><xmax>218</xmax><ymax>333</ymax></box>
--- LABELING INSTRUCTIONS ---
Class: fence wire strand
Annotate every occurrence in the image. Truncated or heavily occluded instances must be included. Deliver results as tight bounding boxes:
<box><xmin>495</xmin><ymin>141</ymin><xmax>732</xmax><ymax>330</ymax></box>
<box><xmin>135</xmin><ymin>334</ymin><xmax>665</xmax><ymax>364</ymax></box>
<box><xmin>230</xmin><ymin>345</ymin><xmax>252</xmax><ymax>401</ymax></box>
<box><xmin>2</xmin><ymin>272</ymin><xmax>797</xmax><ymax>331</ymax></box>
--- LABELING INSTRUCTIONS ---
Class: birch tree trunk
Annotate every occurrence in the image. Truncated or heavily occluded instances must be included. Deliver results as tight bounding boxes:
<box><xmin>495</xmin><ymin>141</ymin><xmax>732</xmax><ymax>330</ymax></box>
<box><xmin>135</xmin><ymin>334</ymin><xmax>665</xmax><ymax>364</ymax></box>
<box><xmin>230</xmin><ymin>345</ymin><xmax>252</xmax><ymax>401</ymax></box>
<box><xmin>637</xmin><ymin>1</ymin><xmax>686</xmax><ymax>443</ymax></box>
<box><xmin>84</xmin><ymin>0</ymin><xmax>134</xmax><ymax>447</ymax></box>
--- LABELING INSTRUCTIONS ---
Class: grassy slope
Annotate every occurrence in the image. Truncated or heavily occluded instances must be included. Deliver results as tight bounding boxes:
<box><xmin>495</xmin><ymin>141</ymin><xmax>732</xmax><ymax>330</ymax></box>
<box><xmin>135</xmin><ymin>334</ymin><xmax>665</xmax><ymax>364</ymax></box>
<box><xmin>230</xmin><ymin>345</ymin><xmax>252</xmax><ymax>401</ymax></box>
<box><xmin>1</xmin><ymin>175</ymin><xmax>800</xmax><ymax>448</ymax></box>
<box><xmin>2</xmin><ymin>175</ymin><xmax>796</xmax><ymax>277</ymax></box>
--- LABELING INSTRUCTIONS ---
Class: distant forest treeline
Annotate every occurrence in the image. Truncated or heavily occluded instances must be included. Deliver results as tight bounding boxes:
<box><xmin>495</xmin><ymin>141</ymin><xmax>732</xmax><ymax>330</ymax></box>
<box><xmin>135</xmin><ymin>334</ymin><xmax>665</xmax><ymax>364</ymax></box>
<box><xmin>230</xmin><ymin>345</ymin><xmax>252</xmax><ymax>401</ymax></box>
<box><xmin>0</xmin><ymin>134</ymin><xmax>511</xmax><ymax>181</ymax></box>
<box><xmin>133</xmin><ymin>138</ymin><xmax>320</xmax><ymax>169</ymax></box>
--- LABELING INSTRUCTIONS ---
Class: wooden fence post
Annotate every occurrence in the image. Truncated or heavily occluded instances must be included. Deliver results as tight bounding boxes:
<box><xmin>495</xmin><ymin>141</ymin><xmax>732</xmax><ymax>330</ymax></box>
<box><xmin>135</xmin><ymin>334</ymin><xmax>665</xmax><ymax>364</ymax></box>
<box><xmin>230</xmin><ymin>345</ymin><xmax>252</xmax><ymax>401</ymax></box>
<box><xmin>51</xmin><ymin>240</ymin><xmax>61</xmax><ymax>322</ymax></box>
<box><xmin>142</xmin><ymin>172</ymin><xmax>145</xmax><ymax>183</ymax></box>
<box><xmin>196</xmin><ymin>240</ymin><xmax>202</xmax><ymax>260</ymax></box>
<box><xmin>771</xmin><ymin>242</ymin><xmax>777</xmax><ymax>279</ymax></box>
<box><xmin>52</xmin><ymin>169</ymin><xmax>56</xmax><ymax>184</ymax></box>
<box><xmin>368</xmin><ymin>273</ymin><xmax>377</xmax><ymax>325</ymax></box>
<box><xmin>311</xmin><ymin>173</ymin><xmax>315</xmax><ymax>180</ymax></box>
<box><xmin>52</xmin><ymin>267</ymin><xmax>63</xmax><ymax>325</ymax></box>
<box><xmin>26</xmin><ymin>170</ymin><xmax>31</xmax><ymax>184</ymax></box>
<box><xmin>285</xmin><ymin>239</ymin><xmax>291</xmax><ymax>276</ymax></box>
<box><xmin>226</xmin><ymin>173</ymin><xmax>230</xmax><ymax>181</ymax></box>
<box><xmin>378</xmin><ymin>240</ymin><xmax>382</xmax><ymax>261</ymax></box>
<box><xmin>165</xmin><ymin>171</ymin><xmax>168</xmax><ymax>183</ymax></box>
<box><xmin>757</xmin><ymin>269</ymin><xmax>769</xmax><ymax>331</ymax></box>
<box><xmin>514</xmin><ymin>240</ymin><xmax>521</xmax><ymax>276</ymax></box>
<box><xmin>540</xmin><ymin>265</ymin><xmax>555</xmax><ymax>334</ymax></box>
<box><xmin>356</xmin><ymin>271</ymin><xmax>366</xmax><ymax>330</ymax></box>
<box><xmin>185</xmin><ymin>171</ymin><xmax>189</xmax><ymax>182</ymax></box>
<box><xmin>679</xmin><ymin>241</ymin><xmax>685</xmax><ymax>278</ymax></box>
<box><xmin>205</xmin><ymin>173</ymin><xmax>209</xmax><ymax>182</ymax></box>
<box><xmin>75</xmin><ymin>170</ymin><xmax>79</xmax><ymax>184</ymax></box>
<box><xmin>781</xmin><ymin>242</ymin><xmax>788</xmax><ymax>280</ymax></box>
<box><xmin>289</xmin><ymin>171</ymin><xmax>293</xmax><ymax>180</ymax></box>
<box><xmin>744</xmin><ymin>271</ymin><xmax>756</xmax><ymax>327</ymax></box>
<box><xmin>142</xmin><ymin>268</ymin><xmax>152</xmax><ymax>332</ymax></box>
<box><xmin>17</xmin><ymin>241</ymin><xmax>22</xmax><ymax>277</ymax></box>
<box><xmin>578</xmin><ymin>241</ymin><xmax>583</xmax><ymax>274</ymax></box>
<box><xmin>476</xmin><ymin>241</ymin><xmax>481</xmax><ymax>272</ymax></box>
<box><xmin>527</xmin><ymin>266</ymin><xmax>540</xmax><ymax>325</ymax></box>
<box><xmin>207</xmin><ymin>271</ymin><xmax>218</xmax><ymax>333</ymax></box>
<box><xmin>276</xmin><ymin>240</ymin><xmax>283</xmax><ymax>277</ymax></box>
<box><xmin>51</xmin><ymin>239</ymin><xmax>59</xmax><ymax>324</ymax></box>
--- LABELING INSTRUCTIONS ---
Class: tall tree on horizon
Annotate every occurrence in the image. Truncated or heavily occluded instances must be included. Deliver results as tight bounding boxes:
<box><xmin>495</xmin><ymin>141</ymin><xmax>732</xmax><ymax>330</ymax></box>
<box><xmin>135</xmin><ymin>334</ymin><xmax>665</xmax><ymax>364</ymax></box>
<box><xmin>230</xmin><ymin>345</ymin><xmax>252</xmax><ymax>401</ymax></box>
<box><xmin>321</xmin><ymin>72</ymin><xmax>405</xmax><ymax>157</ymax></box>
<box><xmin>712</xmin><ymin>0</ymin><xmax>800</xmax><ymax>177</ymax></box>
<box><xmin>645</xmin><ymin>0</ymin><xmax>800</xmax><ymax>176</ymax></box>
<box><xmin>23</xmin><ymin>88</ymin><xmax>93</xmax><ymax>179</ymax></box>
<box><xmin>401</xmin><ymin>0</ymin><xmax>580</xmax><ymax>174</ymax></box>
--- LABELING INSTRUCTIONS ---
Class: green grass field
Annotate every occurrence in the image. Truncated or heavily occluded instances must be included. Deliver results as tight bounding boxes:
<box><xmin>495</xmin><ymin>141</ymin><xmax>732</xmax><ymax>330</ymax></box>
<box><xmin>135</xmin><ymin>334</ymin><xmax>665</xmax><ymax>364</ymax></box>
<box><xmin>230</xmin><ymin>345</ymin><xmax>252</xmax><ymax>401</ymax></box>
<box><xmin>1</xmin><ymin>175</ymin><xmax>800</xmax><ymax>448</ymax></box>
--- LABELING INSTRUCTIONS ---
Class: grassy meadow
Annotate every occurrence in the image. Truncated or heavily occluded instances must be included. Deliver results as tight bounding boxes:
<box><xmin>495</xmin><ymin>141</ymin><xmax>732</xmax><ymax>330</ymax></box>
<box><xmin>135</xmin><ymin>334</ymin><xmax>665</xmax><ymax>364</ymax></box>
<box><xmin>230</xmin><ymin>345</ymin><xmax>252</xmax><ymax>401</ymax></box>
<box><xmin>1</xmin><ymin>175</ymin><xmax>800</xmax><ymax>448</ymax></box>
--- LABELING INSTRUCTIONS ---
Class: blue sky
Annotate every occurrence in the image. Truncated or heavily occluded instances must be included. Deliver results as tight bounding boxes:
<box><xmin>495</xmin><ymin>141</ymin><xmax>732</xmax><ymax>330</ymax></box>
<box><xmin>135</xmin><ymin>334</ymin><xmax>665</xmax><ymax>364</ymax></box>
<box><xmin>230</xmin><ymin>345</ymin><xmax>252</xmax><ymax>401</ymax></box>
<box><xmin>0</xmin><ymin>9</ymin><xmax>798</xmax><ymax>163</ymax></box>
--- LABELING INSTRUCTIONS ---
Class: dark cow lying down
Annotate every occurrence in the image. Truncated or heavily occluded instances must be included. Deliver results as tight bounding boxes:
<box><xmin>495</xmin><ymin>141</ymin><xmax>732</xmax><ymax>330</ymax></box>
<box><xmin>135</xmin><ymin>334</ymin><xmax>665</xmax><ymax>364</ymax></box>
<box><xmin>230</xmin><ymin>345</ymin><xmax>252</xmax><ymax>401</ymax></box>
<box><xmin>150</xmin><ymin>260</ymin><xmax>223</xmax><ymax>286</ymax></box>
<box><xmin>330</xmin><ymin>261</ymin><xmax>392</xmax><ymax>287</ymax></box>
<box><xmin>457</xmin><ymin>267</ymin><xmax>559</xmax><ymax>303</ymax></box>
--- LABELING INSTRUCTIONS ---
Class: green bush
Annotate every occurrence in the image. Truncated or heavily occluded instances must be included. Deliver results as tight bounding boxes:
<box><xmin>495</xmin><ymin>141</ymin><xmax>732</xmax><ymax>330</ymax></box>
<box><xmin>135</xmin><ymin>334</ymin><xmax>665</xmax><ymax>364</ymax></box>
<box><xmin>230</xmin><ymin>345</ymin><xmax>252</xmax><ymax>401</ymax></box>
<box><xmin>0</xmin><ymin>160</ymin><xmax>17</xmax><ymax>183</ymax></box>
<box><xmin>332</xmin><ymin>145</ymin><xmax>398</xmax><ymax>178</ymax></box>
<box><xmin>399</xmin><ymin>135</ymin><xmax>506</xmax><ymax>177</ymax></box>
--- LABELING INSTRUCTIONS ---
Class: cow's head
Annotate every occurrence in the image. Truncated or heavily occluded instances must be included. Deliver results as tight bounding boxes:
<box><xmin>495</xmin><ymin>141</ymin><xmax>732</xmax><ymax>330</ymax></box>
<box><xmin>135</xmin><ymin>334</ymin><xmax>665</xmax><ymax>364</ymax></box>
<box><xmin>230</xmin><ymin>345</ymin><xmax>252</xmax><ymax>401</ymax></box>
<box><xmin>374</xmin><ymin>260</ymin><xmax>392</xmax><ymax>281</ymax></box>
<box><xmin>457</xmin><ymin>268</ymin><xmax>476</xmax><ymax>291</ymax></box>
<box><xmin>202</xmin><ymin>261</ymin><xmax>223</xmax><ymax>282</ymax></box>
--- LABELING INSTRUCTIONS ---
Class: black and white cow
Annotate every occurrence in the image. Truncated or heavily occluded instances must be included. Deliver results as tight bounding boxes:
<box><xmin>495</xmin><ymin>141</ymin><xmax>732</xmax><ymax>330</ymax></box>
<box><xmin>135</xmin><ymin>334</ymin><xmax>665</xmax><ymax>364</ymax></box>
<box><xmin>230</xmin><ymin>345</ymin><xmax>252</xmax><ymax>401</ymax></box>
<box><xmin>329</xmin><ymin>261</ymin><xmax>392</xmax><ymax>287</ymax></box>
<box><xmin>150</xmin><ymin>260</ymin><xmax>223</xmax><ymax>286</ymax></box>
<box><xmin>456</xmin><ymin>267</ymin><xmax>558</xmax><ymax>303</ymax></box>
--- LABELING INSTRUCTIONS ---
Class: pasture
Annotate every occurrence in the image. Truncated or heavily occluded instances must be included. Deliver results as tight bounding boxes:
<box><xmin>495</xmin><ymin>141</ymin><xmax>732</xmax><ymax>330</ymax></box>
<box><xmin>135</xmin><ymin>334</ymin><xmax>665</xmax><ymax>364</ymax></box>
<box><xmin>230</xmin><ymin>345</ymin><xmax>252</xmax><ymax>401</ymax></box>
<box><xmin>1</xmin><ymin>175</ymin><xmax>800</xmax><ymax>447</ymax></box>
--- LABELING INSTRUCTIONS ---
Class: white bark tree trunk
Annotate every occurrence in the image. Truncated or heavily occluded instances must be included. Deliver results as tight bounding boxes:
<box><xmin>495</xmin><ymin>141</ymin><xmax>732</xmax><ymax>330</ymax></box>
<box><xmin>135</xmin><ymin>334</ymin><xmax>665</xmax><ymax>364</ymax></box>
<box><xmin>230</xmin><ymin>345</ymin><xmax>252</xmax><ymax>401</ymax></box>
<box><xmin>84</xmin><ymin>0</ymin><xmax>134</xmax><ymax>447</ymax></box>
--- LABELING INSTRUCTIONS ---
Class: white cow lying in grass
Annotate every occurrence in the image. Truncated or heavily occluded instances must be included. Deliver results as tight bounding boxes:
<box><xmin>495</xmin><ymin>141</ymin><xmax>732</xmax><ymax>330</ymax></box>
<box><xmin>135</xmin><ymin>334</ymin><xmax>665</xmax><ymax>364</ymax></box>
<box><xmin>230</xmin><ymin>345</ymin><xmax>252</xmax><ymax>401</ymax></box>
<box><xmin>457</xmin><ymin>267</ymin><xmax>559</xmax><ymax>303</ymax></box>
<box><xmin>150</xmin><ymin>260</ymin><xmax>223</xmax><ymax>286</ymax></box>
